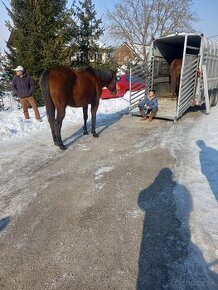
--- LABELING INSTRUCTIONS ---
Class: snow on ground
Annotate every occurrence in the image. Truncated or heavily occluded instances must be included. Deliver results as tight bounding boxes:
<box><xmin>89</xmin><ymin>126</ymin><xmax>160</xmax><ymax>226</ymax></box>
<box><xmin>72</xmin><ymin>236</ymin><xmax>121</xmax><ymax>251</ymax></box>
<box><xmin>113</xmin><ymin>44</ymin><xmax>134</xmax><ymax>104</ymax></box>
<box><xmin>0</xmin><ymin>96</ymin><xmax>217</xmax><ymax>213</ymax></box>
<box><xmin>160</xmin><ymin>106</ymin><xmax>218</xmax><ymax>275</ymax></box>
<box><xmin>0</xmin><ymin>93</ymin><xmax>130</xmax><ymax>142</ymax></box>
<box><xmin>0</xmin><ymin>93</ymin><xmax>217</xmax><ymax>279</ymax></box>
<box><xmin>130</xmin><ymin>104</ymin><xmax>218</xmax><ymax>282</ymax></box>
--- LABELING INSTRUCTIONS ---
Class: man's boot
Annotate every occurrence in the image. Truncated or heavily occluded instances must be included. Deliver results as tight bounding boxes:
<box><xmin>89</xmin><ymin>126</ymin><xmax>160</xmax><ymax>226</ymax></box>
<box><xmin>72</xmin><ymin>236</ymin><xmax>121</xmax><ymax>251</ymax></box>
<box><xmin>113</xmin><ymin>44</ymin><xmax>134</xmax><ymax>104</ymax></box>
<box><xmin>140</xmin><ymin>109</ymin><xmax>148</xmax><ymax>121</ymax></box>
<box><xmin>148</xmin><ymin>111</ymin><xmax>157</xmax><ymax>122</ymax></box>
<box><xmin>140</xmin><ymin>109</ymin><xmax>145</xmax><ymax>117</ymax></box>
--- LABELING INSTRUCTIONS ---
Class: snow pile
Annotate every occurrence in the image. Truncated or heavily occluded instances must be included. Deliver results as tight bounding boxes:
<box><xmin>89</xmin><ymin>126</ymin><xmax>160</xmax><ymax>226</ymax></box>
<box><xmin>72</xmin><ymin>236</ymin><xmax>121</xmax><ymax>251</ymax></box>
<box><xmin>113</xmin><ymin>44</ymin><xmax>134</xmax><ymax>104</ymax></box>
<box><xmin>0</xmin><ymin>107</ymin><xmax>48</xmax><ymax>140</ymax></box>
<box><xmin>0</xmin><ymin>95</ymin><xmax>129</xmax><ymax>142</ymax></box>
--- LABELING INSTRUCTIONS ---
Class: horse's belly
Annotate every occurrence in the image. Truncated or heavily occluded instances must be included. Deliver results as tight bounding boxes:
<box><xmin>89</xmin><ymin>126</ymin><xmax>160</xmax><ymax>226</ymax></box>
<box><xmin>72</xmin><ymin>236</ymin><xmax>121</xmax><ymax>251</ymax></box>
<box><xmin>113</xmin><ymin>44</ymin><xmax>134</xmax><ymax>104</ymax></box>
<box><xmin>69</xmin><ymin>87</ymin><xmax>98</xmax><ymax>107</ymax></box>
<box><xmin>68</xmin><ymin>95</ymin><xmax>92</xmax><ymax>108</ymax></box>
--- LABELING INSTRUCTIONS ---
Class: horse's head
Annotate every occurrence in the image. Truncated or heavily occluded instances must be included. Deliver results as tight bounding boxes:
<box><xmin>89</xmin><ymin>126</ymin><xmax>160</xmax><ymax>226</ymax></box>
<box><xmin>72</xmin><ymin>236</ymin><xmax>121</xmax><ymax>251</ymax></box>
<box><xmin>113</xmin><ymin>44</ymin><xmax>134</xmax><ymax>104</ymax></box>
<box><xmin>106</xmin><ymin>70</ymin><xmax>117</xmax><ymax>95</ymax></box>
<box><xmin>93</xmin><ymin>68</ymin><xmax>117</xmax><ymax>95</ymax></box>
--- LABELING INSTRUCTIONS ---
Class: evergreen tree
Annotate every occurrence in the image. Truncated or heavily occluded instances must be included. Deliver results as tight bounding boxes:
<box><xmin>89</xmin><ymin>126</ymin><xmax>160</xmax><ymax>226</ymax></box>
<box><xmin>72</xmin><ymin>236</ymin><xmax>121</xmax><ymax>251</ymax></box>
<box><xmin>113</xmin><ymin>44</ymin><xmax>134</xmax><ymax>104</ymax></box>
<box><xmin>0</xmin><ymin>53</ymin><xmax>12</xmax><ymax>92</ymax></box>
<box><xmin>75</xmin><ymin>0</ymin><xmax>103</xmax><ymax>65</ymax></box>
<box><xmin>4</xmin><ymin>0</ymin><xmax>76</xmax><ymax>105</ymax></box>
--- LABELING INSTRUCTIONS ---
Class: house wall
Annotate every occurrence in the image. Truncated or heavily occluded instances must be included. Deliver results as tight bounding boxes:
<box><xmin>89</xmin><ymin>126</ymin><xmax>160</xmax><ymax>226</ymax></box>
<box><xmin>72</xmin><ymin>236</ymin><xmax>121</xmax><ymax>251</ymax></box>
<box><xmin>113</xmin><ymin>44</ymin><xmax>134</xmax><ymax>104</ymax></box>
<box><xmin>112</xmin><ymin>44</ymin><xmax>138</xmax><ymax>65</ymax></box>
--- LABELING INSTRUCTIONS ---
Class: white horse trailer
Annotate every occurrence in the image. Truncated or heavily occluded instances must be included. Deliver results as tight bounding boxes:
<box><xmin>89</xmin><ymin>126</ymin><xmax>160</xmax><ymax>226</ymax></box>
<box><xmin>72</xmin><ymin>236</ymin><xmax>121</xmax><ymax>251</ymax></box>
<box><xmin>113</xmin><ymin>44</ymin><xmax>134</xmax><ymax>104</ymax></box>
<box><xmin>129</xmin><ymin>33</ymin><xmax>218</xmax><ymax>121</ymax></box>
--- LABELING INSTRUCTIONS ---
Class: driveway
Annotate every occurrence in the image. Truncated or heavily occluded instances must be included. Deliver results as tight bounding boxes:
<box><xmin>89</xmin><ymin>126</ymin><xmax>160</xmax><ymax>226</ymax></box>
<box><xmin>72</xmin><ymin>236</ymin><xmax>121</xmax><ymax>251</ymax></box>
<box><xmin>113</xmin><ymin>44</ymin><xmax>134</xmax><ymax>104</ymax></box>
<box><xmin>0</xmin><ymin>113</ymin><xmax>217</xmax><ymax>289</ymax></box>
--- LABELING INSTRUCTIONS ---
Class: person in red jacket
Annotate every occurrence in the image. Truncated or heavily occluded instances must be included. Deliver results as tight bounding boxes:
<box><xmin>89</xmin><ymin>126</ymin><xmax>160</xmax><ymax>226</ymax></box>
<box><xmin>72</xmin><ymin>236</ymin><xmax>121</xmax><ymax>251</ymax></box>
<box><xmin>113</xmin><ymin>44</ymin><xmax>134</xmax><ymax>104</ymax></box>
<box><xmin>12</xmin><ymin>66</ymin><xmax>42</xmax><ymax>121</ymax></box>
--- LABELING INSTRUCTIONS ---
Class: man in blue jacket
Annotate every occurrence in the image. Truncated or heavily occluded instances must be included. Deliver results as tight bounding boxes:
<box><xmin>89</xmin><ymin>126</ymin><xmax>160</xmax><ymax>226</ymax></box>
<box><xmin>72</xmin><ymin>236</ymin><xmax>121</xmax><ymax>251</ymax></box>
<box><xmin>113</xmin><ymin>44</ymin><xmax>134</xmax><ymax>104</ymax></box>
<box><xmin>12</xmin><ymin>66</ymin><xmax>41</xmax><ymax>121</ymax></box>
<box><xmin>138</xmin><ymin>89</ymin><xmax>158</xmax><ymax>122</ymax></box>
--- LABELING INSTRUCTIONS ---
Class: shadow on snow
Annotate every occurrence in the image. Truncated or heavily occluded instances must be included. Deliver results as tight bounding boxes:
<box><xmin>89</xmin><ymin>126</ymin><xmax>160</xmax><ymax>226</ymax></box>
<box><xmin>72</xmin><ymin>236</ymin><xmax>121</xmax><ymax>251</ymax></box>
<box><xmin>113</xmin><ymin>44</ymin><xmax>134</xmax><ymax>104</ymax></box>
<box><xmin>196</xmin><ymin>140</ymin><xmax>218</xmax><ymax>202</ymax></box>
<box><xmin>0</xmin><ymin>217</ymin><xmax>10</xmax><ymax>233</ymax></box>
<box><xmin>63</xmin><ymin>107</ymin><xmax>128</xmax><ymax>148</ymax></box>
<box><xmin>137</xmin><ymin>168</ymin><xmax>217</xmax><ymax>289</ymax></box>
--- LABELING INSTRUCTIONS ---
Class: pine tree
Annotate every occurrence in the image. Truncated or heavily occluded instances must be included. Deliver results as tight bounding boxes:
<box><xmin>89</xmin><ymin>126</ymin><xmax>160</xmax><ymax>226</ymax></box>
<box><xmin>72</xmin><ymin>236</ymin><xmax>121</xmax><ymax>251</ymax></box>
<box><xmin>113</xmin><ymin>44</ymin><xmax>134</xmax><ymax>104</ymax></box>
<box><xmin>75</xmin><ymin>0</ymin><xmax>103</xmax><ymax>65</ymax></box>
<box><xmin>4</xmin><ymin>0</ymin><xmax>76</xmax><ymax>105</ymax></box>
<box><xmin>0</xmin><ymin>53</ymin><xmax>11</xmax><ymax>92</ymax></box>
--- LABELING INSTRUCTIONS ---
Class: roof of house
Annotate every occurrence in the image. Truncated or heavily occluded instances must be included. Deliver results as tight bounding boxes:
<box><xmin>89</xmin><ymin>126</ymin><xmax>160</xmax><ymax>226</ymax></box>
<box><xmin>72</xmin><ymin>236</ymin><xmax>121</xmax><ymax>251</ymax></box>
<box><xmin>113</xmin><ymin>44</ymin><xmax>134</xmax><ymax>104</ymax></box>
<box><xmin>113</xmin><ymin>42</ymin><xmax>149</xmax><ymax>61</ymax></box>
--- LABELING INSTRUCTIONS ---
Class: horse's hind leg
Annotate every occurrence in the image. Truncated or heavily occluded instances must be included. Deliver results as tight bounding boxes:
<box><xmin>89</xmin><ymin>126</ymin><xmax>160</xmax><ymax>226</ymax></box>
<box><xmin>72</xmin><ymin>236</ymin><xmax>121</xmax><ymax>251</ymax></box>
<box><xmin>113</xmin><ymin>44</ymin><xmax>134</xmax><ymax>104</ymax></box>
<box><xmin>54</xmin><ymin>107</ymin><xmax>66</xmax><ymax>150</ymax></box>
<box><xmin>46</xmin><ymin>108</ymin><xmax>57</xmax><ymax>145</ymax></box>
<box><xmin>176</xmin><ymin>74</ymin><xmax>181</xmax><ymax>98</ymax></box>
<box><xmin>170</xmin><ymin>72</ymin><xmax>176</xmax><ymax>100</ymax></box>
<box><xmin>83</xmin><ymin>105</ymin><xmax>89</xmax><ymax>135</ymax></box>
<box><xmin>91</xmin><ymin>100</ymin><xmax>99</xmax><ymax>138</ymax></box>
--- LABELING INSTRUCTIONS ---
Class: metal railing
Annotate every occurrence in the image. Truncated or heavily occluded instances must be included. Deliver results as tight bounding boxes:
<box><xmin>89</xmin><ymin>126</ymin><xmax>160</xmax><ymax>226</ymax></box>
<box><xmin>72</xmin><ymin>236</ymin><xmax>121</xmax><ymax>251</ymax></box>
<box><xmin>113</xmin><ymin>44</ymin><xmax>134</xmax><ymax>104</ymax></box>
<box><xmin>129</xmin><ymin>61</ymin><xmax>153</xmax><ymax>114</ymax></box>
<box><xmin>177</xmin><ymin>56</ymin><xmax>199</xmax><ymax>117</ymax></box>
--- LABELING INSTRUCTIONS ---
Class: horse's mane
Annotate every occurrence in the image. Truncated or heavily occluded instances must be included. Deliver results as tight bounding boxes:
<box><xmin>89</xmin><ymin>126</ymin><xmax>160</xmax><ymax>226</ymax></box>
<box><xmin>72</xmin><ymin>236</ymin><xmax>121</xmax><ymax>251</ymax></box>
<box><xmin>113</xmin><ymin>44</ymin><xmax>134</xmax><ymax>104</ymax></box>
<box><xmin>83</xmin><ymin>66</ymin><xmax>105</xmax><ymax>81</ymax></box>
<box><xmin>83</xmin><ymin>66</ymin><xmax>114</xmax><ymax>86</ymax></box>
<box><xmin>83</xmin><ymin>66</ymin><xmax>96</xmax><ymax>75</ymax></box>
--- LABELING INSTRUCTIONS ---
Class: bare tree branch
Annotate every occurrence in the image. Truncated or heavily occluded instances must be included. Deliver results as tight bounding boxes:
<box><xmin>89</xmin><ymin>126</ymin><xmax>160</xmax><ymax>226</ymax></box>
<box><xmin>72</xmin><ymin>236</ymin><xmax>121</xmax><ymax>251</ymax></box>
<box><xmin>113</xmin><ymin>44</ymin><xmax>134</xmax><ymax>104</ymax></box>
<box><xmin>106</xmin><ymin>0</ymin><xmax>198</xmax><ymax>61</ymax></box>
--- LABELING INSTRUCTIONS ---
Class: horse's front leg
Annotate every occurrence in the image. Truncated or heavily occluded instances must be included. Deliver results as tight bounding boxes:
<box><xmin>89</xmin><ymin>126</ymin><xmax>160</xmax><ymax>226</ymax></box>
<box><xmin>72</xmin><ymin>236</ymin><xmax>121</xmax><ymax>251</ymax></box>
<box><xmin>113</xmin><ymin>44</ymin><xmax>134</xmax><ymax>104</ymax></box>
<box><xmin>47</xmin><ymin>116</ymin><xmax>57</xmax><ymax>145</ymax></box>
<box><xmin>50</xmin><ymin>124</ymin><xmax>58</xmax><ymax>145</ymax></box>
<box><xmin>83</xmin><ymin>105</ymin><xmax>89</xmax><ymax>135</ymax></box>
<box><xmin>91</xmin><ymin>100</ymin><xmax>99</xmax><ymax>137</ymax></box>
<box><xmin>170</xmin><ymin>73</ymin><xmax>176</xmax><ymax>101</ymax></box>
<box><xmin>54</xmin><ymin>108</ymin><xmax>66</xmax><ymax>150</ymax></box>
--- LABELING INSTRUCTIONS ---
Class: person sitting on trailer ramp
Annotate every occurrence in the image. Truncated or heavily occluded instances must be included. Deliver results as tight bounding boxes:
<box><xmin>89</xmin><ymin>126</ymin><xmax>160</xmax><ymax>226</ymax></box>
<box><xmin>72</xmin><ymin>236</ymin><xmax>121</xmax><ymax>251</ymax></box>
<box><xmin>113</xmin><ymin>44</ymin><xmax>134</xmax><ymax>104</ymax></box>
<box><xmin>138</xmin><ymin>90</ymin><xmax>158</xmax><ymax>122</ymax></box>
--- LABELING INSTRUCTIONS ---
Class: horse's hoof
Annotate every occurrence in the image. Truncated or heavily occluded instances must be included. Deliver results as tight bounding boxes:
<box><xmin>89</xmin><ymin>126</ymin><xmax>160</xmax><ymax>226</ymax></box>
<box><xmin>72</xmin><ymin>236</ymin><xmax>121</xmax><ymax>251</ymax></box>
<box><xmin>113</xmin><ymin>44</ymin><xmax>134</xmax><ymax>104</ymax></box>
<box><xmin>54</xmin><ymin>142</ymin><xmax>59</xmax><ymax>146</ymax></box>
<box><xmin>59</xmin><ymin>144</ymin><xmax>67</xmax><ymax>150</ymax></box>
<box><xmin>93</xmin><ymin>132</ymin><xmax>99</xmax><ymax>138</ymax></box>
<box><xmin>83</xmin><ymin>131</ymin><xmax>89</xmax><ymax>135</ymax></box>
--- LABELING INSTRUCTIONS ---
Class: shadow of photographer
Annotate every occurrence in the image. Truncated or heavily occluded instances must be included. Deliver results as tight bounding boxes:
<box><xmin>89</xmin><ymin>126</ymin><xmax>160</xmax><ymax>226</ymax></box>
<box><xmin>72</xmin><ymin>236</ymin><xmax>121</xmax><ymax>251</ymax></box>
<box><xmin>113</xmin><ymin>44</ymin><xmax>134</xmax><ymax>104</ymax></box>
<box><xmin>137</xmin><ymin>168</ymin><xmax>217</xmax><ymax>289</ymax></box>
<box><xmin>197</xmin><ymin>140</ymin><xmax>218</xmax><ymax>202</ymax></box>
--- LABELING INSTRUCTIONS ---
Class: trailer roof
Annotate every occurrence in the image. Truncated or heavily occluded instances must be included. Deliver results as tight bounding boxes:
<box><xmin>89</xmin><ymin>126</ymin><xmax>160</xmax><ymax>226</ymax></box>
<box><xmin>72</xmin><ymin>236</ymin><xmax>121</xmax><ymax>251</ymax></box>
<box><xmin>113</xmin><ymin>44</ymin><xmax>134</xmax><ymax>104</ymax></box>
<box><xmin>154</xmin><ymin>33</ymin><xmax>202</xmax><ymax>47</ymax></box>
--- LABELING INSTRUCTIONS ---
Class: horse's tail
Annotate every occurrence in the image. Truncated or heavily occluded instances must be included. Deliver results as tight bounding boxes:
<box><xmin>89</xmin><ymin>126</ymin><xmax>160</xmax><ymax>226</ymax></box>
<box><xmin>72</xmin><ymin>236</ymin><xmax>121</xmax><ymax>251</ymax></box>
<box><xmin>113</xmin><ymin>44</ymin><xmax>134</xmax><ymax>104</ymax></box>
<box><xmin>39</xmin><ymin>70</ymin><xmax>55</xmax><ymax>123</ymax></box>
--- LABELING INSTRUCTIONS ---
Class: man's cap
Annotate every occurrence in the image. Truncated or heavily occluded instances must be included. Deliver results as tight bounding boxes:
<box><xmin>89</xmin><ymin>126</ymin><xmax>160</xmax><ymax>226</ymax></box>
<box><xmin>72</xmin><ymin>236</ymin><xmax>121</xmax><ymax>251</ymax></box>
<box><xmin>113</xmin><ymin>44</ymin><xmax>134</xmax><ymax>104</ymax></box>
<box><xmin>14</xmin><ymin>65</ymin><xmax>24</xmax><ymax>72</ymax></box>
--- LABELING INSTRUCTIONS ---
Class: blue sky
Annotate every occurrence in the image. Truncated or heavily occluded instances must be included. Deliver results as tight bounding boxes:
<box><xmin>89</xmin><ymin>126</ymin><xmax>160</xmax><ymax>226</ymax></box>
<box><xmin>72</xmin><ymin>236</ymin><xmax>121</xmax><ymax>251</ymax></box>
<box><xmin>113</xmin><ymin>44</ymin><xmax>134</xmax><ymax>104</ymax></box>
<box><xmin>0</xmin><ymin>0</ymin><xmax>218</xmax><ymax>53</ymax></box>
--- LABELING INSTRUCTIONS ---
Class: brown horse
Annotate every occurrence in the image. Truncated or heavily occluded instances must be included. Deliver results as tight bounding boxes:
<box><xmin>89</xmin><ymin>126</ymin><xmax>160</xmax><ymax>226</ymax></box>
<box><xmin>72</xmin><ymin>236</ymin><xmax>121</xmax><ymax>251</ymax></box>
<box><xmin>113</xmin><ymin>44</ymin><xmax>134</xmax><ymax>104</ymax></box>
<box><xmin>169</xmin><ymin>59</ymin><xmax>182</xmax><ymax>99</ymax></box>
<box><xmin>40</xmin><ymin>65</ymin><xmax>117</xmax><ymax>150</ymax></box>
